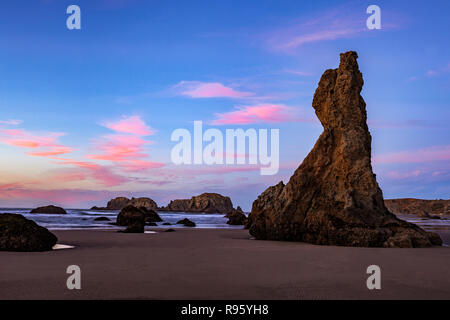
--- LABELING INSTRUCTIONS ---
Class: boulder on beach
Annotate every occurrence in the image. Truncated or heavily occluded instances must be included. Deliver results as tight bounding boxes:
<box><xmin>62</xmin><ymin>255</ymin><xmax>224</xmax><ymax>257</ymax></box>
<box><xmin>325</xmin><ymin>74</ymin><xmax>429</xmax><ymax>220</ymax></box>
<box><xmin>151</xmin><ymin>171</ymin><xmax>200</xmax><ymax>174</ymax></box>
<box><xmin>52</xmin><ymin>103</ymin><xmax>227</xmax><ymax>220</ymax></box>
<box><xmin>226</xmin><ymin>208</ymin><xmax>247</xmax><ymax>226</ymax></box>
<box><xmin>0</xmin><ymin>213</ymin><xmax>58</xmax><ymax>251</ymax></box>
<box><xmin>116</xmin><ymin>205</ymin><xmax>162</xmax><ymax>226</ymax></box>
<box><xmin>140</xmin><ymin>207</ymin><xmax>163</xmax><ymax>223</ymax></box>
<box><xmin>120</xmin><ymin>222</ymin><xmax>144</xmax><ymax>233</ymax></box>
<box><xmin>176</xmin><ymin>218</ymin><xmax>196</xmax><ymax>227</ymax></box>
<box><xmin>30</xmin><ymin>205</ymin><xmax>67</xmax><ymax>215</ymax></box>
<box><xmin>162</xmin><ymin>193</ymin><xmax>233</xmax><ymax>213</ymax></box>
<box><xmin>116</xmin><ymin>205</ymin><xmax>145</xmax><ymax>226</ymax></box>
<box><xmin>246</xmin><ymin>51</ymin><xmax>442</xmax><ymax>248</ymax></box>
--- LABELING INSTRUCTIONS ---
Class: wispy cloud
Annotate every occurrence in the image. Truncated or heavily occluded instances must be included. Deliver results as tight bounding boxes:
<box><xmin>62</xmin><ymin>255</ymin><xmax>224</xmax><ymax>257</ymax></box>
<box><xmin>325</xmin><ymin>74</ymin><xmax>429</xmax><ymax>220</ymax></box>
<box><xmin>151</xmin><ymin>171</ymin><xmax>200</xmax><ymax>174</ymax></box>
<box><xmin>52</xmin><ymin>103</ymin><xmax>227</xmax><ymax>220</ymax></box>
<box><xmin>0</xmin><ymin>119</ymin><xmax>23</xmax><ymax>125</ymax></box>
<box><xmin>264</xmin><ymin>7</ymin><xmax>368</xmax><ymax>53</ymax></box>
<box><xmin>0</xmin><ymin>128</ymin><xmax>73</xmax><ymax>158</ymax></box>
<box><xmin>425</xmin><ymin>63</ymin><xmax>450</xmax><ymax>77</ymax></box>
<box><xmin>89</xmin><ymin>115</ymin><xmax>164</xmax><ymax>172</ymax></box>
<box><xmin>173</xmin><ymin>81</ymin><xmax>254</xmax><ymax>99</ymax></box>
<box><xmin>211</xmin><ymin>104</ymin><xmax>311</xmax><ymax>125</ymax></box>
<box><xmin>102</xmin><ymin>115</ymin><xmax>154</xmax><ymax>135</ymax></box>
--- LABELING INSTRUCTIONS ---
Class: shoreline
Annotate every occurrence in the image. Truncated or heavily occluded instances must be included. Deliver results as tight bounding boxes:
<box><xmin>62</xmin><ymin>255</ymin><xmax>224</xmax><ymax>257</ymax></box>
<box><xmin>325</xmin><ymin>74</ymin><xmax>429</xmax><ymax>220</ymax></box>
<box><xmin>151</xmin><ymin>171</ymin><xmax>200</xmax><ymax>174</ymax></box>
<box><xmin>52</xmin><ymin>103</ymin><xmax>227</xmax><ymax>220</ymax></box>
<box><xmin>1</xmin><ymin>228</ymin><xmax>449</xmax><ymax>300</ymax></box>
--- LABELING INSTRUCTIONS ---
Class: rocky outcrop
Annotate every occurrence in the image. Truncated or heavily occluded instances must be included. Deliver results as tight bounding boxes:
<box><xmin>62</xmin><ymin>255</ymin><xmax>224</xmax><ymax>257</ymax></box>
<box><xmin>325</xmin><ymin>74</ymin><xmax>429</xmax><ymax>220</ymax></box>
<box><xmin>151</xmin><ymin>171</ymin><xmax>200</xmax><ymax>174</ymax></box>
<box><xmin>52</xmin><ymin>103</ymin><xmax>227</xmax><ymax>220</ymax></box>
<box><xmin>116</xmin><ymin>205</ymin><xmax>162</xmax><ymax>226</ymax></box>
<box><xmin>246</xmin><ymin>51</ymin><xmax>442</xmax><ymax>248</ymax></box>
<box><xmin>162</xmin><ymin>193</ymin><xmax>233</xmax><ymax>213</ymax></box>
<box><xmin>385</xmin><ymin>199</ymin><xmax>449</xmax><ymax>217</ymax></box>
<box><xmin>93</xmin><ymin>197</ymin><xmax>158</xmax><ymax>211</ymax></box>
<box><xmin>116</xmin><ymin>205</ymin><xmax>145</xmax><ymax>226</ymax></box>
<box><xmin>30</xmin><ymin>205</ymin><xmax>67</xmax><ymax>215</ymax></box>
<box><xmin>225</xmin><ymin>207</ymin><xmax>247</xmax><ymax>225</ymax></box>
<box><xmin>140</xmin><ymin>207</ymin><xmax>163</xmax><ymax>223</ymax></box>
<box><xmin>0</xmin><ymin>214</ymin><xmax>58</xmax><ymax>251</ymax></box>
<box><xmin>176</xmin><ymin>218</ymin><xmax>196</xmax><ymax>227</ymax></box>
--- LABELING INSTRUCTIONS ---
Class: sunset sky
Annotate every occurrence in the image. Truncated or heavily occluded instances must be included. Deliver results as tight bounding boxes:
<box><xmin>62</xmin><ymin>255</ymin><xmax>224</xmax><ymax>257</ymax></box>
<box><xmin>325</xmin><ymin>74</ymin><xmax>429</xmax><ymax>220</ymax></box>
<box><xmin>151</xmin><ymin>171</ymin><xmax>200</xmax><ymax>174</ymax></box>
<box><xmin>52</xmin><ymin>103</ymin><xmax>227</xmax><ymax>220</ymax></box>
<box><xmin>0</xmin><ymin>0</ymin><xmax>449</xmax><ymax>209</ymax></box>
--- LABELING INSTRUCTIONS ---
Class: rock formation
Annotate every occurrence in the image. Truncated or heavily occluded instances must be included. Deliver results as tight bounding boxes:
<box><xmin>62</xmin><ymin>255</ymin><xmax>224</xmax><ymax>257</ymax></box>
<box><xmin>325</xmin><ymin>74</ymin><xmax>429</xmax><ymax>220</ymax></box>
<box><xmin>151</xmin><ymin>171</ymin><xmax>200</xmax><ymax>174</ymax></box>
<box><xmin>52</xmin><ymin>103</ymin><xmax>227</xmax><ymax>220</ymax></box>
<box><xmin>246</xmin><ymin>51</ymin><xmax>442</xmax><ymax>248</ymax></box>
<box><xmin>92</xmin><ymin>197</ymin><xmax>158</xmax><ymax>211</ymax></box>
<box><xmin>162</xmin><ymin>193</ymin><xmax>233</xmax><ymax>213</ymax></box>
<box><xmin>30</xmin><ymin>205</ymin><xmax>67</xmax><ymax>214</ymax></box>
<box><xmin>140</xmin><ymin>207</ymin><xmax>163</xmax><ymax>223</ymax></box>
<box><xmin>0</xmin><ymin>214</ymin><xmax>58</xmax><ymax>251</ymax></box>
<box><xmin>121</xmin><ymin>222</ymin><xmax>144</xmax><ymax>233</ymax></box>
<box><xmin>225</xmin><ymin>207</ymin><xmax>247</xmax><ymax>225</ymax></box>
<box><xmin>385</xmin><ymin>199</ymin><xmax>449</xmax><ymax>218</ymax></box>
<box><xmin>176</xmin><ymin>218</ymin><xmax>196</xmax><ymax>227</ymax></box>
<box><xmin>116</xmin><ymin>205</ymin><xmax>162</xmax><ymax>226</ymax></box>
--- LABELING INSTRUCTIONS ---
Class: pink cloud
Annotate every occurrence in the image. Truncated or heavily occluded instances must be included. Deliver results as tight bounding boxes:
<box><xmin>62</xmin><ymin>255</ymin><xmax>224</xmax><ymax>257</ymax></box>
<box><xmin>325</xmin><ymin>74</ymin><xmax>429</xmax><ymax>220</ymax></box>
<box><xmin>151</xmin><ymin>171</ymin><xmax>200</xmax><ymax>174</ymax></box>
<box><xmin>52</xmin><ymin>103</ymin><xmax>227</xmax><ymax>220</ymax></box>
<box><xmin>374</xmin><ymin>145</ymin><xmax>450</xmax><ymax>164</ymax></box>
<box><xmin>54</xmin><ymin>159</ymin><xmax>130</xmax><ymax>187</ymax></box>
<box><xmin>0</xmin><ymin>128</ymin><xmax>73</xmax><ymax>157</ymax></box>
<box><xmin>0</xmin><ymin>183</ymin><xmax>119</xmax><ymax>207</ymax></box>
<box><xmin>175</xmin><ymin>81</ymin><xmax>254</xmax><ymax>99</ymax></box>
<box><xmin>211</xmin><ymin>104</ymin><xmax>309</xmax><ymax>125</ymax></box>
<box><xmin>103</xmin><ymin>115</ymin><xmax>154</xmax><ymax>136</ymax></box>
<box><xmin>90</xmin><ymin>116</ymin><xmax>164</xmax><ymax>172</ymax></box>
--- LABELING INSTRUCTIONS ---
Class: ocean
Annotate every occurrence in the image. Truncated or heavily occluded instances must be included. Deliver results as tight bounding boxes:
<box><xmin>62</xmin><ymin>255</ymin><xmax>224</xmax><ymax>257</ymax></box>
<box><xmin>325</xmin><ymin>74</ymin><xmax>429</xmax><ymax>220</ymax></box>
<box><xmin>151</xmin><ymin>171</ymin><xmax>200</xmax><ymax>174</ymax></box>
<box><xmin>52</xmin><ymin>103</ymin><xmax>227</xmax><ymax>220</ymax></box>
<box><xmin>0</xmin><ymin>208</ymin><xmax>244</xmax><ymax>230</ymax></box>
<box><xmin>0</xmin><ymin>209</ymin><xmax>449</xmax><ymax>233</ymax></box>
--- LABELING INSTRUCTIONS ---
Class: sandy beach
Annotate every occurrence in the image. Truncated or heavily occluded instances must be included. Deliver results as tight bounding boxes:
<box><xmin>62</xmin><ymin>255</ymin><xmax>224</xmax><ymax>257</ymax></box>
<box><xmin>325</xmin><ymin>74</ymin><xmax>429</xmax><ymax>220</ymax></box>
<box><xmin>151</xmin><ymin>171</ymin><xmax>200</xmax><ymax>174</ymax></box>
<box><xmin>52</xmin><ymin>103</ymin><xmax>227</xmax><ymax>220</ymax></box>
<box><xmin>1</xmin><ymin>228</ymin><xmax>449</xmax><ymax>300</ymax></box>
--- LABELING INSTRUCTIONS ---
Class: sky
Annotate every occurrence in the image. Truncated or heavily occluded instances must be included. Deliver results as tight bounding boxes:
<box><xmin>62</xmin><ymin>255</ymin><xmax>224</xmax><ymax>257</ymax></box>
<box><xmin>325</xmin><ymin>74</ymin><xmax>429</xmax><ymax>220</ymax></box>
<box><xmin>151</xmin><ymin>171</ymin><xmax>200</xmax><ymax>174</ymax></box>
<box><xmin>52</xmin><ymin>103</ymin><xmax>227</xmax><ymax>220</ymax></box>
<box><xmin>0</xmin><ymin>0</ymin><xmax>449</xmax><ymax>210</ymax></box>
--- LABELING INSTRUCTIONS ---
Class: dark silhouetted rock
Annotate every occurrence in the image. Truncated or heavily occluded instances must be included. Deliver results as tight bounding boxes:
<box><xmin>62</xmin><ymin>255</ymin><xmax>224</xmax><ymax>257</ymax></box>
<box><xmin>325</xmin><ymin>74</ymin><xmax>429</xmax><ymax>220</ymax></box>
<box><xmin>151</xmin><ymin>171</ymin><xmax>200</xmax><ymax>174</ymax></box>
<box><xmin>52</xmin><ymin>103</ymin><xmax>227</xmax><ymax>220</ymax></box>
<box><xmin>162</xmin><ymin>222</ymin><xmax>172</xmax><ymax>225</ymax></box>
<box><xmin>116</xmin><ymin>205</ymin><xmax>146</xmax><ymax>226</ymax></box>
<box><xmin>147</xmin><ymin>222</ymin><xmax>157</xmax><ymax>226</ymax></box>
<box><xmin>94</xmin><ymin>197</ymin><xmax>158</xmax><ymax>211</ymax></box>
<box><xmin>176</xmin><ymin>218</ymin><xmax>196</xmax><ymax>227</ymax></box>
<box><xmin>120</xmin><ymin>222</ymin><xmax>144</xmax><ymax>233</ymax></box>
<box><xmin>0</xmin><ymin>214</ymin><xmax>58</xmax><ymax>251</ymax></box>
<box><xmin>90</xmin><ymin>206</ymin><xmax>108</xmax><ymax>210</ymax></box>
<box><xmin>246</xmin><ymin>51</ymin><xmax>442</xmax><ymax>248</ymax></box>
<box><xmin>162</xmin><ymin>193</ymin><xmax>233</xmax><ymax>213</ymax></box>
<box><xmin>94</xmin><ymin>217</ymin><xmax>110</xmax><ymax>221</ymax></box>
<box><xmin>139</xmin><ymin>207</ymin><xmax>162</xmax><ymax>223</ymax></box>
<box><xmin>164</xmin><ymin>228</ymin><xmax>175</xmax><ymax>232</ymax></box>
<box><xmin>30</xmin><ymin>205</ymin><xmax>67</xmax><ymax>215</ymax></box>
<box><xmin>226</xmin><ymin>208</ymin><xmax>247</xmax><ymax>225</ymax></box>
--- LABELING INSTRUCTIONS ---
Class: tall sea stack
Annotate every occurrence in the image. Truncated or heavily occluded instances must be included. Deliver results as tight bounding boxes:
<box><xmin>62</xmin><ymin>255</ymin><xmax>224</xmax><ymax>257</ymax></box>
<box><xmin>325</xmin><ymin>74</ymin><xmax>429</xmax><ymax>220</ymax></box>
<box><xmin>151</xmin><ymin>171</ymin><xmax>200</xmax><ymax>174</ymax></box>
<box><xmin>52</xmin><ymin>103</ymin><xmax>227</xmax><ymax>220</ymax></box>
<box><xmin>247</xmin><ymin>51</ymin><xmax>442</xmax><ymax>248</ymax></box>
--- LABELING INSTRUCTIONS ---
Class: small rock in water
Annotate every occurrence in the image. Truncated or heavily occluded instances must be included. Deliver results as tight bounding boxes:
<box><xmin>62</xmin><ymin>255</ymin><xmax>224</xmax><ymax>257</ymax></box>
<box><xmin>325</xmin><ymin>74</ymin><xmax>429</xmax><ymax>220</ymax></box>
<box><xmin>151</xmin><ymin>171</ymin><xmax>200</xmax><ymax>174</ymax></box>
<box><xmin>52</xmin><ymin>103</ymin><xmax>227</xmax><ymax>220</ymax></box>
<box><xmin>176</xmin><ymin>218</ymin><xmax>196</xmax><ymax>227</ymax></box>
<box><xmin>94</xmin><ymin>217</ymin><xmax>110</xmax><ymax>221</ymax></box>
<box><xmin>30</xmin><ymin>205</ymin><xmax>67</xmax><ymax>215</ymax></box>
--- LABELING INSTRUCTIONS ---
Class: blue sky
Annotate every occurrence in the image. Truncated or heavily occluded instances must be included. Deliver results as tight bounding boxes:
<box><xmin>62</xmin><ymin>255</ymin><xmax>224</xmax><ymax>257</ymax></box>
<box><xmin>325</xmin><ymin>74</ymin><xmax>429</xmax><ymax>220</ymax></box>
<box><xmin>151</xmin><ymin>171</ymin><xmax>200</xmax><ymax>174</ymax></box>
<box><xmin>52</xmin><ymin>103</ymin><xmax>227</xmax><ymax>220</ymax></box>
<box><xmin>0</xmin><ymin>0</ymin><xmax>449</xmax><ymax>209</ymax></box>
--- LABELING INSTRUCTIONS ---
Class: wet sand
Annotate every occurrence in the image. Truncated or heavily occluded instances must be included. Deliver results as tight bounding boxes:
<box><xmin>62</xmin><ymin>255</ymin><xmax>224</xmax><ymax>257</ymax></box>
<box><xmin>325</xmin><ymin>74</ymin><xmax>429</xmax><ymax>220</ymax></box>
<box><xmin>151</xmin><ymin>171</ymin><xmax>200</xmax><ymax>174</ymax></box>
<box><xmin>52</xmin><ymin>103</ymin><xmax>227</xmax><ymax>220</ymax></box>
<box><xmin>0</xmin><ymin>228</ymin><xmax>449</xmax><ymax>300</ymax></box>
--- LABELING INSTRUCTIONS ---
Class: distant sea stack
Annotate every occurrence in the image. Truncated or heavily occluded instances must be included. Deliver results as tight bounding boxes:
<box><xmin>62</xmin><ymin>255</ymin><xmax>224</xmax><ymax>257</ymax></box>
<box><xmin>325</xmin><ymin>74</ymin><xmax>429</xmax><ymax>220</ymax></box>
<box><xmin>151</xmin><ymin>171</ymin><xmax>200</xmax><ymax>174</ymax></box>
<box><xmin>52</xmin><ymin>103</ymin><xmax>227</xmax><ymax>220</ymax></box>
<box><xmin>246</xmin><ymin>51</ymin><xmax>442</xmax><ymax>248</ymax></box>
<box><xmin>30</xmin><ymin>205</ymin><xmax>67</xmax><ymax>215</ymax></box>
<box><xmin>161</xmin><ymin>193</ymin><xmax>233</xmax><ymax>214</ymax></box>
<box><xmin>92</xmin><ymin>197</ymin><xmax>158</xmax><ymax>211</ymax></box>
<box><xmin>385</xmin><ymin>199</ymin><xmax>450</xmax><ymax>217</ymax></box>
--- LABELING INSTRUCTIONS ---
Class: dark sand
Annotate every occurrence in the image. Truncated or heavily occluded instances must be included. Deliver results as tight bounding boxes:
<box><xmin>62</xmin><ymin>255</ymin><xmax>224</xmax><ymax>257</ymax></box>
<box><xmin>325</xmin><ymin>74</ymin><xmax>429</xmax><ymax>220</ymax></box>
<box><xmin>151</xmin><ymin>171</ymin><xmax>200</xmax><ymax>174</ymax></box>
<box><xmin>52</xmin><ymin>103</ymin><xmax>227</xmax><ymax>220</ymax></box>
<box><xmin>0</xmin><ymin>228</ymin><xmax>449</xmax><ymax>300</ymax></box>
